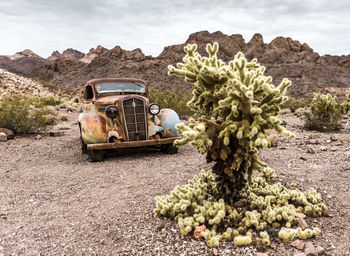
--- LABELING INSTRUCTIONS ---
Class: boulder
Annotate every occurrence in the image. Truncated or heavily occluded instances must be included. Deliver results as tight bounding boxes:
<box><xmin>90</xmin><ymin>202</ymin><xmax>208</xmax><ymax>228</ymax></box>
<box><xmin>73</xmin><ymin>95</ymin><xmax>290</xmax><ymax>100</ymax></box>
<box><xmin>0</xmin><ymin>128</ymin><xmax>14</xmax><ymax>139</ymax></box>
<box><xmin>0</xmin><ymin>132</ymin><xmax>7</xmax><ymax>142</ymax></box>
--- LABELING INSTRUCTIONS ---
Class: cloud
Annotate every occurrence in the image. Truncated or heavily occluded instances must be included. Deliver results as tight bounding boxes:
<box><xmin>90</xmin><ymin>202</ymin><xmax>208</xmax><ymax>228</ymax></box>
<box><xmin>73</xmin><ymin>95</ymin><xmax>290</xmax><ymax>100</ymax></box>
<box><xmin>0</xmin><ymin>0</ymin><xmax>349</xmax><ymax>57</ymax></box>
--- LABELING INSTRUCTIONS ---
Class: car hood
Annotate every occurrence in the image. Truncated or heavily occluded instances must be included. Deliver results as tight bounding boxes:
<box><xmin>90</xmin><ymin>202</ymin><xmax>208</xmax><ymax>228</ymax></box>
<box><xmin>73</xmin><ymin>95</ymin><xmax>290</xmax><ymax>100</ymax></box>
<box><xmin>95</xmin><ymin>94</ymin><xmax>149</xmax><ymax>105</ymax></box>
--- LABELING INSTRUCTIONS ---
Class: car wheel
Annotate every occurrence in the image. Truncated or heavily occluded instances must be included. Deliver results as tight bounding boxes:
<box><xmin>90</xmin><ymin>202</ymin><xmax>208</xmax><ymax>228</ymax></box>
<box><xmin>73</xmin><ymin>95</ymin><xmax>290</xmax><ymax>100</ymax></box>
<box><xmin>161</xmin><ymin>144</ymin><xmax>178</xmax><ymax>154</ymax></box>
<box><xmin>81</xmin><ymin>141</ymin><xmax>88</xmax><ymax>154</ymax></box>
<box><xmin>88</xmin><ymin>150</ymin><xmax>104</xmax><ymax>162</ymax></box>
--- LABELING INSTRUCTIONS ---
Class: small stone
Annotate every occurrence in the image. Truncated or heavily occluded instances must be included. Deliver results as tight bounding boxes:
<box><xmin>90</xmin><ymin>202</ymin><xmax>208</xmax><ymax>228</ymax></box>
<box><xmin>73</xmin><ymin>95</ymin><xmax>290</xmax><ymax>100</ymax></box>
<box><xmin>293</xmin><ymin>253</ymin><xmax>306</xmax><ymax>256</ymax></box>
<box><xmin>320</xmin><ymin>146</ymin><xmax>327</xmax><ymax>151</ymax></box>
<box><xmin>49</xmin><ymin>131</ymin><xmax>64</xmax><ymax>137</ymax></box>
<box><xmin>161</xmin><ymin>228</ymin><xmax>166</xmax><ymax>234</ymax></box>
<box><xmin>270</xmin><ymin>243</ymin><xmax>277</xmax><ymax>250</ymax></box>
<box><xmin>212</xmin><ymin>248</ymin><xmax>218</xmax><ymax>255</ymax></box>
<box><xmin>335</xmin><ymin>141</ymin><xmax>343</xmax><ymax>146</ymax></box>
<box><xmin>295</xmin><ymin>212</ymin><xmax>306</xmax><ymax>219</ymax></box>
<box><xmin>309</xmin><ymin>139</ymin><xmax>319</xmax><ymax>145</ymax></box>
<box><xmin>300</xmin><ymin>156</ymin><xmax>307</xmax><ymax>161</ymax></box>
<box><xmin>298</xmin><ymin>217</ymin><xmax>308</xmax><ymax>229</ymax></box>
<box><xmin>256</xmin><ymin>253</ymin><xmax>269</xmax><ymax>256</ymax></box>
<box><xmin>291</xmin><ymin>239</ymin><xmax>306</xmax><ymax>250</ymax></box>
<box><xmin>155</xmin><ymin>224</ymin><xmax>164</xmax><ymax>231</ymax></box>
<box><xmin>326</xmin><ymin>139</ymin><xmax>331</xmax><ymax>144</ymax></box>
<box><xmin>306</xmin><ymin>145</ymin><xmax>315</xmax><ymax>154</ymax></box>
<box><xmin>0</xmin><ymin>132</ymin><xmax>7</xmax><ymax>142</ymax></box>
<box><xmin>330</xmin><ymin>147</ymin><xmax>337</xmax><ymax>152</ymax></box>
<box><xmin>314</xmin><ymin>246</ymin><xmax>325</xmax><ymax>255</ymax></box>
<box><xmin>304</xmin><ymin>242</ymin><xmax>317</xmax><ymax>256</ymax></box>
<box><xmin>327</xmin><ymin>194</ymin><xmax>332</xmax><ymax>199</ymax></box>
<box><xmin>330</xmin><ymin>136</ymin><xmax>337</xmax><ymax>141</ymax></box>
<box><xmin>35</xmin><ymin>135</ymin><xmax>41</xmax><ymax>140</ymax></box>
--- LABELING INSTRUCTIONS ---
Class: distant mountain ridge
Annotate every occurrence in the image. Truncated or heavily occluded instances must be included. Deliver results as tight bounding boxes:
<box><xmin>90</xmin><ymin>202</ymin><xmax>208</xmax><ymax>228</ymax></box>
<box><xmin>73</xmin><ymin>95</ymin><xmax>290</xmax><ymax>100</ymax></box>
<box><xmin>0</xmin><ymin>31</ymin><xmax>349</xmax><ymax>96</ymax></box>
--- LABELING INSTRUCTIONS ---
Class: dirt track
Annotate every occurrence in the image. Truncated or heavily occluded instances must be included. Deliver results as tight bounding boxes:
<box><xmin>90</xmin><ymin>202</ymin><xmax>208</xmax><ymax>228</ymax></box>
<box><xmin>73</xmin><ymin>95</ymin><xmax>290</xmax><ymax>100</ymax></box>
<box><xmin>0</xmin><ymin>112</ymin><xmax>349</xmax><ymax>256</ymax></box>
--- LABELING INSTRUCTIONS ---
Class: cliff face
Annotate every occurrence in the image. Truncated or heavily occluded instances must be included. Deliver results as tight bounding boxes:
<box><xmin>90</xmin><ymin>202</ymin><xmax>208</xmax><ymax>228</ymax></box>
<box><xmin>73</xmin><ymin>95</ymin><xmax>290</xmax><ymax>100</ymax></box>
<box><xmin>1</xmin><ymin>31</ymin><xmax>349</xmax><ymax>96</ymax></box>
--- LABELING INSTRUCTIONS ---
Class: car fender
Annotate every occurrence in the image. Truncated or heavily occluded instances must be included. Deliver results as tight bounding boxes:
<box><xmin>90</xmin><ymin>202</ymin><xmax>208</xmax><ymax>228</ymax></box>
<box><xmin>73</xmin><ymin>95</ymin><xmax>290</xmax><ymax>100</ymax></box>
<box><xmin>79</xmin><ymin>112</ymin><xmax>108</xmax><ymax>144</ymax></box>
<box><xmin>158</xmin><ymin>108</ymin><xmax>180</xmax><ymax>137</ymax></box>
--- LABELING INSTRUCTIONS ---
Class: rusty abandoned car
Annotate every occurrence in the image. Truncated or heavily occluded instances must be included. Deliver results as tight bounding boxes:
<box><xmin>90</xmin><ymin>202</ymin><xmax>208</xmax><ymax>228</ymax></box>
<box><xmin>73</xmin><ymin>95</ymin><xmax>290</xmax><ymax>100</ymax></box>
<box><xmin>79</xmin><ymin>78</ymin><xmax>180</xmax><ymax>161</ymax></box>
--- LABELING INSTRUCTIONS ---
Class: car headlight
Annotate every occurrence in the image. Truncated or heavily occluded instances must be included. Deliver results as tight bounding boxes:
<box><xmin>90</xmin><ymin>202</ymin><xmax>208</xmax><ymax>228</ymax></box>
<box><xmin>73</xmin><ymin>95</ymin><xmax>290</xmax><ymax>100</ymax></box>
<box><xmin>149</xmin><ymin>103</ymin><xmax>160</xmax><ymax>115</ymax></box>
<box><xmin>105</xmin><ymin>105</ymin><xmax>119</xmax><ymax>118</ymax></box>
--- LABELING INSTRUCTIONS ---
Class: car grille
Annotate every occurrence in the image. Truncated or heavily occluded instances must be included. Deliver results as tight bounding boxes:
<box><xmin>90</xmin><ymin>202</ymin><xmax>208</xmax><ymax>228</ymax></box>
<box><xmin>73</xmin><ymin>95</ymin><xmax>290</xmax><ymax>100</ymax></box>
<box><xmin>122</xmin><ymin>98</ymin><xmax>147</xmax><ymax>141</ymax></box>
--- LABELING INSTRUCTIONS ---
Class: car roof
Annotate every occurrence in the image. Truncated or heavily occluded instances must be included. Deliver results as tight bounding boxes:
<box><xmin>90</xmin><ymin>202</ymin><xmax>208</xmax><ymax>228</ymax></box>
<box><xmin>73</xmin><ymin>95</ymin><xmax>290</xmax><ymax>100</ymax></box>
<box><xmin>86</xmin><ymin>78</ymin><xmax>147</xmax><ymax>86</ymax></box>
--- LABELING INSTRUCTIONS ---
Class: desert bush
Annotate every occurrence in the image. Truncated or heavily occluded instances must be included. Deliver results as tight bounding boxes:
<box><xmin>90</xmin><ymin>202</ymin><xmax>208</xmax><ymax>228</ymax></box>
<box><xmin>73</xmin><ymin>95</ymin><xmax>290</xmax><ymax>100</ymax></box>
<box><xmin>149</xmin><ymin>90</ymin><xmax>194</xmax><ymax>118</ymax></box>
<box><xmin>304</xmin><ymin>93</ymin><xmax>342</xmax><ymax>131</ymax></box>
<box><xmin>0</xmin><ymin>94</ymin><xmax>57</xmax><ymax>134</ymax></box>
<box><xmin>281</xmin><ymin>97</ymin><xmax>312</xmax><ymax>113</ymax></box>
<box><xmin>154</xmin><ymin>43</ymin><xmax>328</xmax><ymax>247</ymax></box>
<box><xmin>27</xmin><ymin>95</ymin><xmax>63</xmax><ymax>108</ymax></box>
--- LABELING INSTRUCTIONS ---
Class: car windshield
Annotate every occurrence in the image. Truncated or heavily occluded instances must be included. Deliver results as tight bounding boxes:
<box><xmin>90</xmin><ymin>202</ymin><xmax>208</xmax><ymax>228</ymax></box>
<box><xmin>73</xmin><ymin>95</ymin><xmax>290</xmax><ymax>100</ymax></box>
<box><xmin>95</xmin><ymin>82</ymin><xmax>145</xmax><ymax>94</ymax></box>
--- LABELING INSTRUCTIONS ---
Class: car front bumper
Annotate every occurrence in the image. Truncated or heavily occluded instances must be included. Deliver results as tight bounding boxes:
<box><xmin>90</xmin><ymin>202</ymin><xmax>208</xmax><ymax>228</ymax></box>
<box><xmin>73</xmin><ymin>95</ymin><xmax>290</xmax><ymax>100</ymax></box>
<box><xmin>87</xmin><ymin>137</ymin><xmax>179</xmax><ymax>150</ymax></box>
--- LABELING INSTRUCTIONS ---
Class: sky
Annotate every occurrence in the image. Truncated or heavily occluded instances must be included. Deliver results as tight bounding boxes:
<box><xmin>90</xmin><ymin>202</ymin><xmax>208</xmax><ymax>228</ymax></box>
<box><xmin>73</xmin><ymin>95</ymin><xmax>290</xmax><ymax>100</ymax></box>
<box><xmin>0</xmin><ymin>0</ymin><xmax>349</xmax><ymax>58</ymax></box>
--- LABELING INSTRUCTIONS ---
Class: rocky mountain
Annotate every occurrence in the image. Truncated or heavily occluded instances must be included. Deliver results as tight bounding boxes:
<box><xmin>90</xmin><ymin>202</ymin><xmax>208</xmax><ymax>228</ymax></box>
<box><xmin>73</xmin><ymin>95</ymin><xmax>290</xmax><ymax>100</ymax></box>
<box><xmin>47</xmin><ymin>48</ymin><xmax>85</xmax><ymax>61</ymax></box>
<box><xmin>1</xmin><ymin>31</ymin><xmax>349</xmax><ymax>96</ymax></box>
<box><xmin>0</xmin><ymin>49</ymin><xmax>47</xmax><ymax>76</ymax></box>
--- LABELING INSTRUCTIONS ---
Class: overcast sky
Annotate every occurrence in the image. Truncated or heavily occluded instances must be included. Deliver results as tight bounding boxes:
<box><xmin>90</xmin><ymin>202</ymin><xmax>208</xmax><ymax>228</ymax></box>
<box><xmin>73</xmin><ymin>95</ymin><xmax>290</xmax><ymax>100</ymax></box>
<box><xmin>0</xmin><ymin>0</ymin><xmax>349</xmax><ymax>58</ymax></box>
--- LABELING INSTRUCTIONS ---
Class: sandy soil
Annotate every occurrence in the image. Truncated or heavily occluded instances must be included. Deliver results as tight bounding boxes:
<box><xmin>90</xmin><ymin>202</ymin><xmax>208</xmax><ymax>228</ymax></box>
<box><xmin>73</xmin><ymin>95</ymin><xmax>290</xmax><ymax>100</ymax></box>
<box><xmin>0</xmin><ymin>111</ymin><xmax>349</xmax><ymax>256</ymax></box>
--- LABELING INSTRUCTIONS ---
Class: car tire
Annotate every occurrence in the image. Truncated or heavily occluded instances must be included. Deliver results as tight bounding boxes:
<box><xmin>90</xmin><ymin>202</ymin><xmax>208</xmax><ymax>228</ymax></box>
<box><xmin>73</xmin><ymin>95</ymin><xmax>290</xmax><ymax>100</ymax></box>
<box><xmin>161</xmin><ymin>144</ymin><xmax>178</xmax><ymax>154</ymax></box>
<box><xmin>81</xmin><ymin>141</ymin><xmax>88</xmax><ymax>154</ymax></box>
<box><xmin>88</xmin><ymin>150</ymin><xmax>104</xmax><ymax>162</ymax></box>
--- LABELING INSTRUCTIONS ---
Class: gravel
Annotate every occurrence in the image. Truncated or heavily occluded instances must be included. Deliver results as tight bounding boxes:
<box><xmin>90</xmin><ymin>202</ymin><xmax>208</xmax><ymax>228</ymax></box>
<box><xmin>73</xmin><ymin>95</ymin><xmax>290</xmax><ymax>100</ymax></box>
<box><xmin>0</xmin><ymin>111</ymin><xmax>349</xmax><ymax>255</ymax></box>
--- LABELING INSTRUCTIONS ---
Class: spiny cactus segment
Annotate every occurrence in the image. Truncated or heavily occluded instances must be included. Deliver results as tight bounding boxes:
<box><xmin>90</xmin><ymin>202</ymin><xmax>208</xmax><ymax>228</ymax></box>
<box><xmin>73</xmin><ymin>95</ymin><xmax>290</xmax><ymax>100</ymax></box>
<box><xmin>169</xmin><ymin>42</ymin><xmax>293</xmax><ymax>201</ymax></box>
<box><xmin>154</xmin><ymin>168</ymin><xmax>327</xmax><ymax>247</ymax></box>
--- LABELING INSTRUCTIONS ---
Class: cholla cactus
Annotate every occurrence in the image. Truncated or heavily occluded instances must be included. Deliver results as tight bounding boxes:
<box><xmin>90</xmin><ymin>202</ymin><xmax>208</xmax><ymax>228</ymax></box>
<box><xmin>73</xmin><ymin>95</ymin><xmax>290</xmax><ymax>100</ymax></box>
<box><xmin>305</xmin><ymin>93</ymin><xmax>342</xmax><ymax>131</ymax></box>
<box><xmin>341</xmin><ymin>89</ymin><xmax>350</xmax><ymax>114</ymax></box>
<box><xmin>154</xmin><ymin>43</ymin><xmax>328</xmax><ymax>248</ymax></box>
<box><xmin>169</xmin><ymin>43</ymin><xmax>293</xmax><ymax>201</ymax></box>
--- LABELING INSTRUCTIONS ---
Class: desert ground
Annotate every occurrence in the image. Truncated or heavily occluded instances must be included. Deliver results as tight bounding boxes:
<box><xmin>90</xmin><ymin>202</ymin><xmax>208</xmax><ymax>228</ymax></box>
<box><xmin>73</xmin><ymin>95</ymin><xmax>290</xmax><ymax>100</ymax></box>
<box><xmin>0</xmin><ymin>110</ymin><xmax>349</xmax><ymax>256</ymax></box>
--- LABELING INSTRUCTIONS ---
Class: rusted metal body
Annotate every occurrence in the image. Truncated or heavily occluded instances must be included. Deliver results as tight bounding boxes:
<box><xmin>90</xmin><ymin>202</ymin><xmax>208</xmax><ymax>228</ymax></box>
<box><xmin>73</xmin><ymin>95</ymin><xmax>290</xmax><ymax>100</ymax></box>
<box><xmin>79</xmin><ymin>78</ymin><xmax>180</xmax><ymax>153</ymax></box>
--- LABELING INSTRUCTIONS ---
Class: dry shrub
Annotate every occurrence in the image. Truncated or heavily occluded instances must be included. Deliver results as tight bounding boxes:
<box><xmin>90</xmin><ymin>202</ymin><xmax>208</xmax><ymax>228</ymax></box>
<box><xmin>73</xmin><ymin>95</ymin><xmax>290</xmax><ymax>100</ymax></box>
<box><xmin>0</xmin><ymin>95</ymin><xmax>57</xmax><ymax>134</ymax></box>
<box><xmin>149</xmin><ymin>90</ymin><xmax>194</xmax><ymax>119</ymax></box>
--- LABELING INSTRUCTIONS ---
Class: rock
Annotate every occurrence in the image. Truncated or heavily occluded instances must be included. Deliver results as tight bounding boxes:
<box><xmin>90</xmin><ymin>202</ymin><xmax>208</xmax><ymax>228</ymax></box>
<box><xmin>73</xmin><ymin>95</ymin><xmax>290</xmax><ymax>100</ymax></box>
<box><xmin>330</xmin><ymin>147</ymin><xmax>337</xmax><ymax>152</ymax></box>
<box><xmin>330</xmin><ymin>136</ymin><xmax>337</xmax><ymax>141</ymax></box>
<box><xmin>256</xmin><ymin>253</ymin><xmax>269</xmax><ymax>256</ymax></box>
<box><xmin>212</xmin><ymin>248</ymin><xmax>218</xmax><ymax>255</ymax></box>
<box><xmin>0</xmin><ymin>132</ymin><xmax>7</xmax><ymax>142</ymax></box>
<box><xmin>49</xmin><ymin>131</ymin><xmax>65</xmax><ymax>137</ymax></box>
<box><xmin>270</xmin><ymin>243</ymin><xmax>277</xmax><ymax>250</ymax></box>
<box><xmin>314</xmin><ymin>246</ymin><xmax>325</xmax><ymax>255</ymax></box>
<box><xmin>308</xmin><ymin>139</ymin><xmax>319</xmax><ymax>145</ymax></box>
<box><xmin>35</xmin><ymin>135</ymin><xmax>41</xmax><ymax>140</ymax></box>
<box><xmin>320</xmin><ymin>146</ymin><xmax>327</xmax><ymax>151</ymax></box>
<box><xmin>304</xmin><ymin>242</ymin><xmax>317</xmax><ymax>256</ymax></box>
<box><xmin>295</xmin><ymin>212</ymin><xmax>308</xmax><ymax>229</ymax></box>
<box><xmin>0</xmin><ymin>128</ymin><xmax>14</xmax><ymax>139</ymax></box>
<box><xmin>291</xmin><ymin>239</ymin><xmax>306</xmax><ymax>250</ymax></box>
<box><xmin>300</xmin><ymin>156</ymin><xmax>307</xmax><ymax>161</ymax></box>
<box><xmin>298</xmin><ymin>217</ymin><xmax>308</xmax><ymax>229</ymax></box>
<box><xmin>306</xmin><ymin>145</ymin><xmax>315</xmax><ymax>154</ymax></box>
<box><xmin>295</xmin><ymin>212</ymin><xmax>306</xmax><ymax>219</ymax></box>
<box><xmin>293</xmin><ymin>253</ymin><xmax>306</xmax><ymax>256</ymax></box>
<box><xmin>155</xmin><ymin>224</ymin><xmax>164</xmax><ymax>231</ymax></box>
